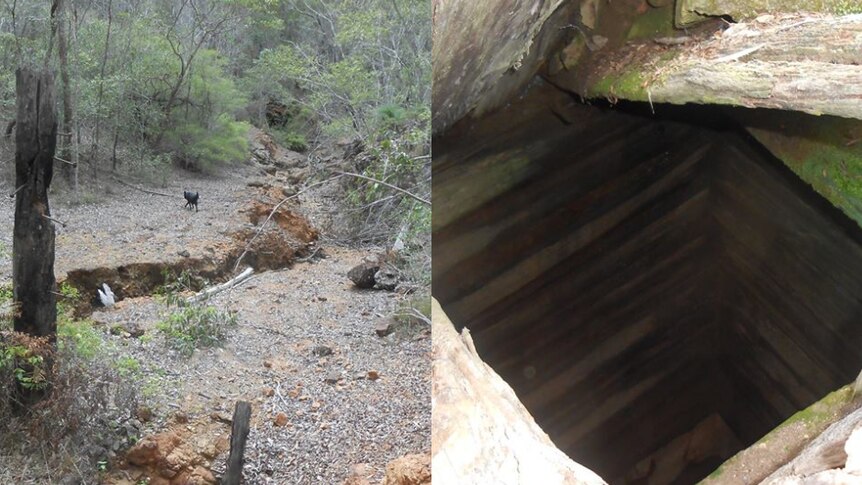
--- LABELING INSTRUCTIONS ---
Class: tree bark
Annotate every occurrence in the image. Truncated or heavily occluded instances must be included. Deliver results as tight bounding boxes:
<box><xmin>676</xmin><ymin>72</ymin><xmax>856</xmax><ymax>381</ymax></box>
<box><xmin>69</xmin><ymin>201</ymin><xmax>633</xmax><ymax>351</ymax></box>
<box><xmin>13</xmin><ymin>68</ymin><xmax>58</xmax><ymax>339</ymax></box>
<box><xmin>223</xmin><ymin>400</ymin><xmax>251</xmax><ymax>485</ymax></box>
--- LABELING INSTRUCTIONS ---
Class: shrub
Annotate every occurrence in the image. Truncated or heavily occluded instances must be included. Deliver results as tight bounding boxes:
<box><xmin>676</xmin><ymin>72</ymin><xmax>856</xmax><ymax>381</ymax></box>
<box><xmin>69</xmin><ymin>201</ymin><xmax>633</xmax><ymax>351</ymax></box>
<box><xmin>157</xmin><ymin>304</ymin><xmax>237</xmax><ymax>356</ymax></box>
<box><xmin>273</xmin><ymin>129</ymin><xmax>308</xmax><ymax>152</ymax></box>
<box><xmin>166</xmin><ymin>116</ymin><xmax>250</xmax><ymax>173</ymax></box>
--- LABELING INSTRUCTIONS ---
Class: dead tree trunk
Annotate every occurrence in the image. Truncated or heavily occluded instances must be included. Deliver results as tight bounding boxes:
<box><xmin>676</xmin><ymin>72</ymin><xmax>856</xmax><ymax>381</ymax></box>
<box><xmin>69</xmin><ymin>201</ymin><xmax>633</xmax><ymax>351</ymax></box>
<box><xmin>13</xmin><ymin>68</ymin><xmax>58</xmax><ymax>339</ymax></box>
<box><xmin>222</xmin><ymin>400</ymin><xmax>251</xmax><ymax>485</ymax></box>
<box><xmin>56</xmin><ymin>0</ymin><xmax>77</xmax><ymax>197</ymax></box>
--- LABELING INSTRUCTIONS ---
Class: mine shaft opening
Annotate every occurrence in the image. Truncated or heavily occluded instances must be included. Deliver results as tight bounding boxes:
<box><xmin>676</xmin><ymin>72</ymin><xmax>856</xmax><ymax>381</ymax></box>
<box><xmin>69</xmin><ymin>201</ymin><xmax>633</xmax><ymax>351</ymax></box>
<box><xmin>433</xmin><ymin>85</ymin><xmax>862</xmax><ymax>485</ymax></box>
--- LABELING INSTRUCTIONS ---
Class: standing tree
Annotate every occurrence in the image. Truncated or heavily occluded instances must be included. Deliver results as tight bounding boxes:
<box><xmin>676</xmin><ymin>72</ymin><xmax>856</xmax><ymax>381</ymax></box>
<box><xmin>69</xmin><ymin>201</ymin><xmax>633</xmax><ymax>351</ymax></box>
<box><xmin>12</xmin><ymin>68</ymin><xmax>58</xmax><ymax>341</ymax></box>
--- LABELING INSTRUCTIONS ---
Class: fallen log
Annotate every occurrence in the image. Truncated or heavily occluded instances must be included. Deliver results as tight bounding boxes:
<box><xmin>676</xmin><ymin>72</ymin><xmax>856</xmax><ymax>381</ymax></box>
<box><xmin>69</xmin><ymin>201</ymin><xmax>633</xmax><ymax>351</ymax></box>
<box><xmin>222</xmin><ymin>400</ymin><xmax>251</xmax><ymax>485</ymax></box>
<box><xmin>431</xmin><ymin>298</ymin><xmax>608</xmax><ymax>485</ymax></box>
<box><xmin>562</xmin><ymin>13</ymin><xmax>862</xmax><ymax>121</ymax></box>
<box><xmin>187</xmin><ymin>267</ymin><xmax>253</xmax><ymax>304</ymax></box>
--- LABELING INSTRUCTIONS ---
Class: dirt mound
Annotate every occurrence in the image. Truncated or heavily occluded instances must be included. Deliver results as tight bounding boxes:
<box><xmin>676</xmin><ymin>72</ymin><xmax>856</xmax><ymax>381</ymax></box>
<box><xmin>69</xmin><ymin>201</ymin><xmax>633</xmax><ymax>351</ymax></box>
<box><xmin>243</xmin><ymin>196</ymin><xmax>318</xmax><ymax>243</ymax></box>
<box><xmin>228</xmin><ymin>227</ymin><xmax>306</xmax><ymax>271</ymax></box>
<box><xmin>122</xmin><ymin>420</ymin><xmax>229</xmax><ymax>485</ymax></box>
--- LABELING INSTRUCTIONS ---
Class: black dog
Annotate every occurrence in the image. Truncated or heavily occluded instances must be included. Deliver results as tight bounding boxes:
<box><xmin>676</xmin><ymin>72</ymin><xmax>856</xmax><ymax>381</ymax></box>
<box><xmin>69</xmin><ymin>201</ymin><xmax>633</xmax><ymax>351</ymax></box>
<box><xmin>183</xmin><ymin>190</ymin><xmax>199</xmax><ymax>212</ymax></box>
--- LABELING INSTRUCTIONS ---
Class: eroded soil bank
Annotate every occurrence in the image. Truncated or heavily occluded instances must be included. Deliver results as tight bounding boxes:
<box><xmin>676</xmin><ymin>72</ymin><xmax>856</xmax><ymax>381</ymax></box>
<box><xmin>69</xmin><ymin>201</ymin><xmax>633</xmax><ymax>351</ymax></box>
<box><xmin>0</xmin><ymin>157</ymin><xmax>430</xmax><ymax>484</ymax></box>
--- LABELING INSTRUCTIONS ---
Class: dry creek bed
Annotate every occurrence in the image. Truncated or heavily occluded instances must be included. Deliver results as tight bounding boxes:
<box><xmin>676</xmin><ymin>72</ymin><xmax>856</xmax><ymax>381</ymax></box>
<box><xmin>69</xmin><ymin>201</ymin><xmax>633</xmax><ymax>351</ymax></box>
<box><xmin>0</xmin><ymin>164</ymin><xmax>431</xmax><ymax>484</ymax></box>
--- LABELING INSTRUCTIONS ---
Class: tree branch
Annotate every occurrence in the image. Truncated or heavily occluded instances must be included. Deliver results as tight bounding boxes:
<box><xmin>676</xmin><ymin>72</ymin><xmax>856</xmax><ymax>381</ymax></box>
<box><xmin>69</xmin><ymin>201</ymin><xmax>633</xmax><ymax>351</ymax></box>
<box><xmin>333</xmin><ymin>170</ymin><xmax>430</xmax><ymax>206</ymax></box>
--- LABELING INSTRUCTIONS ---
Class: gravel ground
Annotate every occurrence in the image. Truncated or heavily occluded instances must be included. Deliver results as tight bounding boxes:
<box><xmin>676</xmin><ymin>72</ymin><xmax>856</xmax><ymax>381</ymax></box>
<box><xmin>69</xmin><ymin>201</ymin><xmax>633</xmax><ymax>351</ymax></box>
<box><xmin>0</xmin><ymin>161</ymin><xmax>431</xmax><ymax>484</ymax></box>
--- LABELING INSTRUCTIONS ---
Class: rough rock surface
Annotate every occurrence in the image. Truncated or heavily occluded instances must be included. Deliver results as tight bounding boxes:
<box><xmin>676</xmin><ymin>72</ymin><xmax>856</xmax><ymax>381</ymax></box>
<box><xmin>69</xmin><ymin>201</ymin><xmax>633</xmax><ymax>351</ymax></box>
<box><xmin>381</xmin><ymin>453</ymin><xmax>431</xmax><ymax>485</ymax></box>
<box><xmin>348</xmin><ymin>262</ymin><xmax>379</xmax><ymax>289</ymax></box>
<box><xmin>432</xmin><ymin>298</ymin><xmax>607</xmax><ymax>485</ymax></box>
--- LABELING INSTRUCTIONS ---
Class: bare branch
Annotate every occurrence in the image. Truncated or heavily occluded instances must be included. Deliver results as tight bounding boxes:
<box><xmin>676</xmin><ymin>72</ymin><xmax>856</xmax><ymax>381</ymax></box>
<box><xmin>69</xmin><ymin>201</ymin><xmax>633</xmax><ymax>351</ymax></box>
<box><xmin>42</xmin><ymin>214</ymin><xmax>67</xmax><ymax>227</ymax></box>
<box><xmin>8</xmin><ymin>184</ymin><xmax>25</xmax><ymax>198</ymax></box>
<box><xmin>333</xmin><ymin>170</ymin><xmax>431</xmax><ymax>206</ymax></box>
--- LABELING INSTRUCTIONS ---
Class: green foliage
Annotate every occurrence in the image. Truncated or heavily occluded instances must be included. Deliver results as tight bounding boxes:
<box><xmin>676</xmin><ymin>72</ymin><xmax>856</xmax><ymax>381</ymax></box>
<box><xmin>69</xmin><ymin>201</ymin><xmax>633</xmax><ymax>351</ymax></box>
<box><xmin>156</xmin><ymin>271</ymin><xmax>237</xmax><ymax>355</ymax></box>
<box><xmin>57</xmin><ymin>319</ymin><xmax>103</xmax><ymax>361</ymax></box>
<box><xmin>833</xmin><ymin>0</ymin><xmax>862</xmax><ymax>14</ymax></box>
<box><xmin>166</xmin><ymin>116</ymin><xmax>250</xmax><ymax>172</ymax></box>
<box><xmin>157</xmin><ymin>304</ymin><xmax>238</xmax><ymax>356</ymax></box>
<box><xmin>375</xmin><ymin>104</ymin><xmax>409</xmax><ymax>130</ymax></box>
<box><xmin>155</xmin><ymin>269</ymin><xmax>196</xmax><ymax>307</ymax></box>
<box><xmin>54</xmin><ymin>283</ymin><xmax>105</xmax><ymax>360</ymax></box>
<box><xmin>57</xmin><ymin>282</ymin><xmax>81</xmax><ymax>318</ymax></box>
<box><xmin>273</xmin><ymin>129</ymin><xmax>308</xmax><ymax>152</ymax></box>
<box><xmin>0</xmin><ymin>344</ymin><xmax>48</xmax><ymax>391</ymax></box>
<box><xmin>115</xmin><ymin>356</ymin><xmax>141</xmax><ymax>378</ymax></box>
<box><xmin>0</xmin><ymin>283</ymin><xmax>12</xmax><ymax>304</ymax></box>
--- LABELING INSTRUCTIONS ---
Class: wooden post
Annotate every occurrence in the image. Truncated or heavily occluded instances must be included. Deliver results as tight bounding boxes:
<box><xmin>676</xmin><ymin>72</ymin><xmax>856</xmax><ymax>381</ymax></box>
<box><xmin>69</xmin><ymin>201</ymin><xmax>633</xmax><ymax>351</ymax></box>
<box><xmin>13</xmin><ymin>68</ymin><xmax>58</xmax><ymax>339</ymax></box>
<box><xmin>222</xmin><ymin>400</ymin><xmax>251</xmax><ymax>485</ymax></box>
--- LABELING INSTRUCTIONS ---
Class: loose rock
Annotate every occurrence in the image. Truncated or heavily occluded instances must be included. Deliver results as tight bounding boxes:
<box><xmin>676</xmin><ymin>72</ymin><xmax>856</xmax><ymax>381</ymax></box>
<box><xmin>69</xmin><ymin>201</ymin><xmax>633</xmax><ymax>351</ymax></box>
<box><xmin>312</xmin><ymin>345</ymin><xmax>334</xmax><ymax>357</ymax></box>
<box><xmin>274</xmin><ymin>412</ymin><xmax>289</xmax><ymax>427</ymax></box>
<box><xmin>375</xmin><ymin>318</ymin><xmax>399</xmax><ymax>337</ymax></box>
<box><xmin>373</xmin><ymin>267</ymin><xmax>399</xmax><ymax>291</ymax></box>
<box><xmin>381</xmin><ymin>453</ymin><xmax>431</xmax><ymax>485</ymax></box>
<box><xmin>348</xmin><ymin>262</ymin><xmax>379</xmax><ymax>289</ymax></box>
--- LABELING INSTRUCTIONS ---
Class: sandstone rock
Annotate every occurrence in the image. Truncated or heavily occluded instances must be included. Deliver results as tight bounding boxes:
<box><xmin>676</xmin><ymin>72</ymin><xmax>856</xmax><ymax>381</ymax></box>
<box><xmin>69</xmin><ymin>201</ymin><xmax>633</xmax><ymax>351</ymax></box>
<box><xmin>375</xmin><ymin>318</ymin><xmax>400</xmax><ymax>337</ymax></box>
<box><xmin>127</xmin><ymin>436</ymin><xmax>163</xmax><ymax>466</ymax></box>
<box><xmin>274</xmin><ymin>412</ymin><xmax>289</xmax><ymax>427</ymax></box>
<box><xmin>348</xmin><ymin>262</ymin><xmax>379</xmax><ymax>289</ymax></box>
<box><xmin>373</xmin><ymin>267</ymin><xmax>399</xmax><ymax>291</ymax></box>
<box><xmin>287</xmin><ymin>167</ymin><xmax>310</xmax><ymax>184</ymax></box>
<box><xmin>381</xmin><ymin>453</ymin><xmax>432</xmax><ymax>485</ymax></box>
<box><xmin>189</xmin><ymin>466</ymin><xmax>217</xmax><ymax>485</ymax></box>
<box><xmin>252</xmin><ymin>147</ymin><xmax>270</xmax><ymax>163</ymax></box>
<box><xmin>215</xmin><ymin>436</ymin><xmax>230</xmax><ymax>454</ymax></box>
<box><xmin>263</xmin><ymin>387</ymin><xmax>275</xmax><ymax>397</ymax></box>
<box><xmin>325</xmin><ymin>371</ymin><xmax>342</xmax><ymax>384</ymax></box>
<box><xmin>201</xmin><ymin>443</ymin><xmax>219</xmax><ymax>460</ymax></box>
<box><xmin>274</xmin><ymin>151</ymin><xmax>306</xmax><ymax>170</ymax></box>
